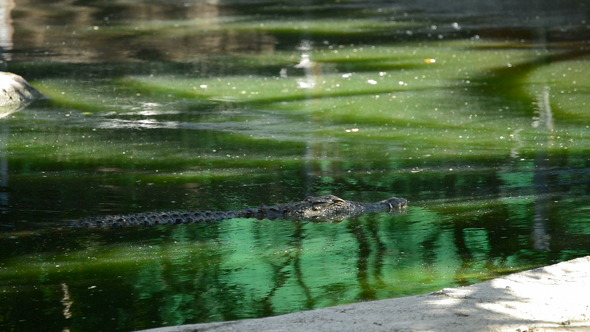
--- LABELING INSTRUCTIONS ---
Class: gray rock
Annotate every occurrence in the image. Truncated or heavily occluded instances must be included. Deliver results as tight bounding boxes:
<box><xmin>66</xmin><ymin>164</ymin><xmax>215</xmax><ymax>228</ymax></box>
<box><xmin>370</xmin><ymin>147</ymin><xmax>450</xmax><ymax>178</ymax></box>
<box><xmin>0</xmin><ymin>72</ymin><xmax>43</xmax><ymax>118</ymax></box>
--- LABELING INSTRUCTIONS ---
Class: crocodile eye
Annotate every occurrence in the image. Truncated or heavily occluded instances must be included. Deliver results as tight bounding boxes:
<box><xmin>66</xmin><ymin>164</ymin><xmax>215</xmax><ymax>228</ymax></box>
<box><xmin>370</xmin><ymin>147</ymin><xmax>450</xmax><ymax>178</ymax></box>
<box><xmin>331</xmin><ymin>198</ymin><xmax>345</xmax><ymax>205</ymax></box>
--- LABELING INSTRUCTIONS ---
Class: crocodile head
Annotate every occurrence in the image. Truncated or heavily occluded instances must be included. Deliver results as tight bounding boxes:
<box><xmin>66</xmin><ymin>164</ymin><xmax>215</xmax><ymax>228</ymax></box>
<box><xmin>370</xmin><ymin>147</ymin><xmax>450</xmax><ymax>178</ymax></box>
<box><xmin>382</xmin><ymin>197</ymin><xmax>408</xmax><ymax>210</ymax></box>
<box><xmin>286</xmin><ymin>195</ymin><xmax>407</xmax><ymax>221</ymax></box>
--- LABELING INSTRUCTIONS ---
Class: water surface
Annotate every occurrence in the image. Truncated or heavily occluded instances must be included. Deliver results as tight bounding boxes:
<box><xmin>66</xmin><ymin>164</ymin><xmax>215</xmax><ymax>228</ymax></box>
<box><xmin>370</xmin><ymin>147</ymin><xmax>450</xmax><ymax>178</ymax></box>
<box><xmin>1</xmin><ymin>1</ymin><xmax>589</xmax><ymax>331</ymax></box>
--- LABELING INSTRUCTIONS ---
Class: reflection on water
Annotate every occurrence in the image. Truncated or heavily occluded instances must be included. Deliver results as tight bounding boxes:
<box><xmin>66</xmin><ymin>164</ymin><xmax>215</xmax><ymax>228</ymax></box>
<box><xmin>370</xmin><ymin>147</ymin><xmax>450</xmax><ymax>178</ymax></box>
<box><xmin>1</xmin><ymin>0</ymin><xmax>590</xmax><ymax>331</ymax></box>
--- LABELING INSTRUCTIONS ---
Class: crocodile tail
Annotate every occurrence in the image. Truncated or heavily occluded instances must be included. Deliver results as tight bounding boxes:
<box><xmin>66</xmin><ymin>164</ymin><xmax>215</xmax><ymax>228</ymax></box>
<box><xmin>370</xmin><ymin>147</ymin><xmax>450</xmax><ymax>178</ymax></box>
<box><xmin>73</xmin><ymin>210</ymin><xmax>240</xmax><ymax>228</ymax></box>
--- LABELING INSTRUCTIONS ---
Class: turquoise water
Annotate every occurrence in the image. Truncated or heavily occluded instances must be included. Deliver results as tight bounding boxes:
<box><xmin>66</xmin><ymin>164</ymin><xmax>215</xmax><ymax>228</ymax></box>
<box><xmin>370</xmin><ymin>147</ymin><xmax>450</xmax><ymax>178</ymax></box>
<box><xmin>1</xmin><ymin>1</ymin><xmax>589</xmax><ymax>331</ymax></box>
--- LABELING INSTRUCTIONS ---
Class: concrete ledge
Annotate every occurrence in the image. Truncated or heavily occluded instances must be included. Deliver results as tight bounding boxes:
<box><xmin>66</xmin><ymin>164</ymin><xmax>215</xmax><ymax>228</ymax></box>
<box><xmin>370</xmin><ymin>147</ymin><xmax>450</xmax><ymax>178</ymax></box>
<box><xmin>138</xmin><ymin>256</ymin><xmax>590</xmax><ymax>332</ymax></box>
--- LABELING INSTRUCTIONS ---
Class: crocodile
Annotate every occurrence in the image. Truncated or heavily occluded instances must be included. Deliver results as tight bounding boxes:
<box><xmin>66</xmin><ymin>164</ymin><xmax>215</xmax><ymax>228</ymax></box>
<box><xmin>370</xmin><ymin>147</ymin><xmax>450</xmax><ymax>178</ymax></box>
<box><xmin>75</xmin><ymin>195</ymin><xmax>407</xmax><ymax>228</ymax></box>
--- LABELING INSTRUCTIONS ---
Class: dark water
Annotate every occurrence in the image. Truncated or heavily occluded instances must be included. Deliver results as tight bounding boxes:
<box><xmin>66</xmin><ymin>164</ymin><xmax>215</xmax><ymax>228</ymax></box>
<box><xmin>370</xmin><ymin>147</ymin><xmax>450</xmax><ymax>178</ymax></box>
<box><xmin>1</xmin><ymin>1</ymin><xmax>589</xmax><ymax>331</ymax></box>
